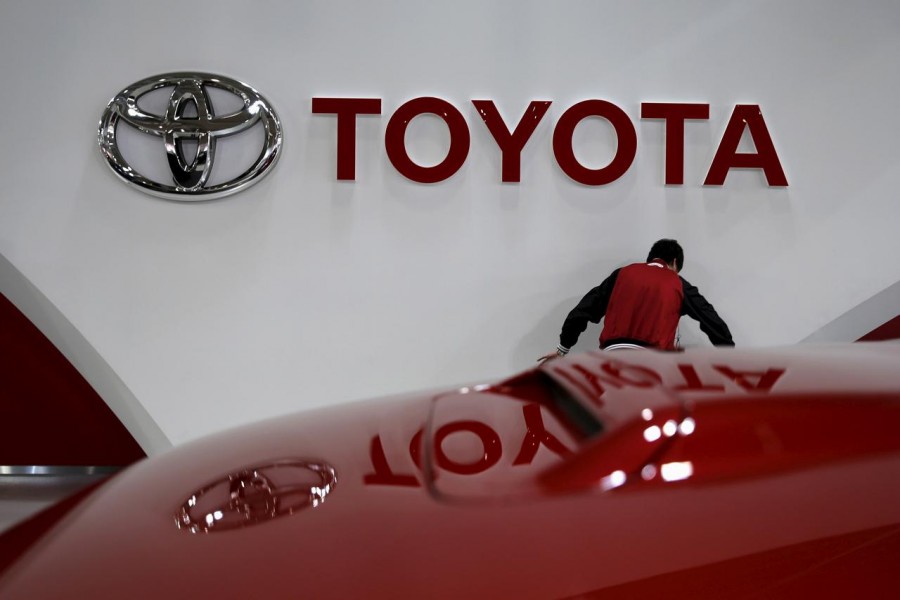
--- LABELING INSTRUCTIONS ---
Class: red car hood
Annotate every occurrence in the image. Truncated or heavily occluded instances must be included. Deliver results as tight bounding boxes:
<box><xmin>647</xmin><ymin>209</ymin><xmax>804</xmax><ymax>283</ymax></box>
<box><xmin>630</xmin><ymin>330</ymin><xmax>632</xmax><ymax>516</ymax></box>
<box><xmin>1</xmin><ymin>344</ymin><xmax>900</xmax><ymax>599</ymax></box>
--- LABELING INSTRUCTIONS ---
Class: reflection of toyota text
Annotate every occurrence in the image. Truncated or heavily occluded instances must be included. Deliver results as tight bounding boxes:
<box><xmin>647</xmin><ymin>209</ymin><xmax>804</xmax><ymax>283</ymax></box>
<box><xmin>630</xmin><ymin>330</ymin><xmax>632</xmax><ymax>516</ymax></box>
<box><xmin>548</xmin><ymin>360</ymin><xmax>784</xmax><ymax>406</ymax></box>
<box><xmin>365</xmin><ymin>403</ymin><xmax>574</xmax><ymax>487</ymax></box>
<box><xmin>175</xmin><ymin>460</ymin><xmax>336</xmax><ymax>533</ymax></box>
<box><xmin>365</xmin><ymin>360</ymin><xmax>786</xmax><ymax>489</ymax></box>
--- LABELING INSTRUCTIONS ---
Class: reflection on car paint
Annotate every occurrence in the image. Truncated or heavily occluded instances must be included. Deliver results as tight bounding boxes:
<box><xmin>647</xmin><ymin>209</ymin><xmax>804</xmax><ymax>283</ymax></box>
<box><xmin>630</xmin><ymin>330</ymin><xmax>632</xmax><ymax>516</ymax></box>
<box><xmin>364</xmin><ymin>402</ymin><xmax>575</xmax><ymax>488</ymax></box>
<box><xmin>175</xmin><ymin>460</ymin><xmax>336</xmax><ymax>533</ymax></box>
<box><xmin>548</xmin><ymin>359</ymin><xmax>786</xmax><ymax>405</ymax></box>
<box><xmin>361</xmin><ymin>355</ymin><xmax>782</xmax><ymax>494</ymax></box>
<box><xmin>3</xmin><ymin>345</ymin><xmax>900</xmax><ymax>599</ymax></box>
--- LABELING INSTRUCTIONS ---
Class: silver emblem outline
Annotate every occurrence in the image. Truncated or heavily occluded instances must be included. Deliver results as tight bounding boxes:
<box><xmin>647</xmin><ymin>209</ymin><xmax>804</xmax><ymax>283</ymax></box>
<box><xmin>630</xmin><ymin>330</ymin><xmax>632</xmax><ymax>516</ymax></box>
<box><xmin>175</xmin><ymin>459</ymin><xmax>337</xmax><ymax>534</ymax></box>
<box><xmin>98</xmin><ymin>72</ymin><xmax>283</xmax><ymax>201</ymax></box>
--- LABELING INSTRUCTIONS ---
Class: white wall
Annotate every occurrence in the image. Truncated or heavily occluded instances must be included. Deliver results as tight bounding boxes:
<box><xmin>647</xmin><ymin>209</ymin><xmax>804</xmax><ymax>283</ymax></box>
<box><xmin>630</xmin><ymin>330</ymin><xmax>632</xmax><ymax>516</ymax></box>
<box><xmin>2</xmin><ymin>0</ymin><xmax>899</xmax><ymax>448</ymax></box>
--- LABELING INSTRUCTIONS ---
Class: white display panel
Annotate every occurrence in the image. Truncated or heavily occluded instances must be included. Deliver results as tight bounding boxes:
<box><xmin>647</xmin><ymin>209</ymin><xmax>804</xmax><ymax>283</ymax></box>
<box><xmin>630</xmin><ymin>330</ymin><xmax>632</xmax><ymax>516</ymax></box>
<box><xmin>1</xmin><ymin>0</ymin><xmax>899</xmax><ymax>448</ymax></box>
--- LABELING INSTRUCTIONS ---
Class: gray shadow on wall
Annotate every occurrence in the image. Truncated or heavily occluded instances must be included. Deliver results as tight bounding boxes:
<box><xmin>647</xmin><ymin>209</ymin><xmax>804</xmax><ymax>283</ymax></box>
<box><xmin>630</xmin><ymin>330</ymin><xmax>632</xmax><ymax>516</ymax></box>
<box><xmin>510</xmin><ymin>296</ymin><xmax>605</xmax><ymax>371</ymax></box>
<box><xmin>509</xmin><ymin>258</ymin><xmax>627</xmax><ymax>371</ymax></box>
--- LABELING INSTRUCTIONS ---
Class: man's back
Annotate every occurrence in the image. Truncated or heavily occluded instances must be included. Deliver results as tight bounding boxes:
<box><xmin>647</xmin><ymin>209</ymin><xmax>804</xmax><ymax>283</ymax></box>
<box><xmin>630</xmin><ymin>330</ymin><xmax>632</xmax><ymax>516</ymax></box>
<box><xmin>601</xmin><ymin>260</ymin><xmax>683</xmax><ymax>350</ymax></box>
<box><xmin>542</xmin><ymin>239</ymin><xmax>733</xmax><ymax>363</ymax></box>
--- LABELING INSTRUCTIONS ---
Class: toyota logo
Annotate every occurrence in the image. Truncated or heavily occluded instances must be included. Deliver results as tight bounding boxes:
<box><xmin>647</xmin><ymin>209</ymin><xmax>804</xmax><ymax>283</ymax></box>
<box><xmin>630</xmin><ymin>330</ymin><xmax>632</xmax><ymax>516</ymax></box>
<box><xmin>175</xmin><ymin>460</ymin><xmax>337</xmax><ymax>533</ymax></box>
<box><xmin>98</xmin><ymin>72</ymin><xmax>282</xmax><ymax>200</ymax></box>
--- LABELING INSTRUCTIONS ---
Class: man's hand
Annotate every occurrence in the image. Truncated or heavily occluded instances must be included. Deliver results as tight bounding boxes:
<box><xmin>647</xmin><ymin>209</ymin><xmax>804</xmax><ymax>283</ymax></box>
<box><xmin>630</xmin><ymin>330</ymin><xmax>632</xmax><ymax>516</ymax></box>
<box><xmin>536</xmin><ymin>351</ymin><xmax>561</xmax><ymax>364</ymax></box>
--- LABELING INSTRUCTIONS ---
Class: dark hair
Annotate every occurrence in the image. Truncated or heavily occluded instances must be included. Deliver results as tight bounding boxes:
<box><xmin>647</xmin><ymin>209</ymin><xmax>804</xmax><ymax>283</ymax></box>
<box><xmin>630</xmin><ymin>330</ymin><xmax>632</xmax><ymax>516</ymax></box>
<box><xmin>647</xmin><ymin>239</ymin><xmax>684</xmax><ymax>272</ymax></box>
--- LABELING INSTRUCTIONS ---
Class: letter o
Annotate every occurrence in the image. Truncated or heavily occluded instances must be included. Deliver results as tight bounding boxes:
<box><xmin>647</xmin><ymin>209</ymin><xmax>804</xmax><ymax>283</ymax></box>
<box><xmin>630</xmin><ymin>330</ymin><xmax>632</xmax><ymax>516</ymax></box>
<box><xmin>601</xmin><ymin>362</ymin><xmax>662</xmax><ymax>387</ymax></box>
<box><xmin>385</xmin><ymin>97</ymin><xmax>471</xmax><ymax>183</ymax></box>
<box><xmin>553</xmin><ymin>100</ymin><xmax>637</xmax><ymax>185</ymax></box>
<box><xmin>433</xmin><ymin>420</ymin><xmax>502</xmax><ymax>475</ymax></box>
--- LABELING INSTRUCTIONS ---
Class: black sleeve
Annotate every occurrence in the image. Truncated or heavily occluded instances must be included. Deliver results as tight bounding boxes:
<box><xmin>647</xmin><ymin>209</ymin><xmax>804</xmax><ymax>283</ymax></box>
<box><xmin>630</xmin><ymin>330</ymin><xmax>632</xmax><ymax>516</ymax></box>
<box><xmin>680</xmin><ymin>277</ymin><xmax>735</xmax><ymax>346</ymax></box>
<box><xmin>559</xmin><ymin>269</ymin><xmax>619</xmax><ymax>349</ymax></box>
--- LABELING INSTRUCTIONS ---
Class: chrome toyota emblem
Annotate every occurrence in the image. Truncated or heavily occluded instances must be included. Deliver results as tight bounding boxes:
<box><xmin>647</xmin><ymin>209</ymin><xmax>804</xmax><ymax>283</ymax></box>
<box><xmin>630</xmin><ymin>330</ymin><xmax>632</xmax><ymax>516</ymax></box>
<box><xmin>98</xmin><ymin>72</ymin><xmax>282</xmax><ymax>200</ymax></box>
<box><xmin>175</xmin><ymin>460</ymin><xmax>337</xmax><ymax>533</ymax></box>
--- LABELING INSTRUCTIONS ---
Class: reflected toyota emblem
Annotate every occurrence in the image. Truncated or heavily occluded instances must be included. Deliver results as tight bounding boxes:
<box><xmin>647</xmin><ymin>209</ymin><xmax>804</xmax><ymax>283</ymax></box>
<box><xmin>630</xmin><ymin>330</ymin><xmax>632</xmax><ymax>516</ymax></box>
<box><xmin>175</xmin><ymin>460</ymin><xmax>337</xmax><ymax>533</ymax></box>
<box><xmin>98</xmin><ymin>72</ymin><xmax>282</xmax><ymax>200</ymax></box>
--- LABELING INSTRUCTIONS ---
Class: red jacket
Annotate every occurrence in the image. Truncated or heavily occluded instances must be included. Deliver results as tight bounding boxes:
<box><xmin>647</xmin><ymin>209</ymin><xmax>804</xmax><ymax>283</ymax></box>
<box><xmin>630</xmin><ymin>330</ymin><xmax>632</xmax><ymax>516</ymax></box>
<box><xmin>559</xmin><ymin>259</ymin><xmax>734</xmax><ymax>351</ymax></box>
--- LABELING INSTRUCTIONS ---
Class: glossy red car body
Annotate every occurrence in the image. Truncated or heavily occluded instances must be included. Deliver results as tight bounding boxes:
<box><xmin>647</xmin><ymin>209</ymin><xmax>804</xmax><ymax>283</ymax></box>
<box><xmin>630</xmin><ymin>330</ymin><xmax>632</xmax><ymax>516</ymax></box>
<box><xmin>2</xmin><ymin>343</ymin><xmax>899</xmax><ymax>599</ymax></box>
